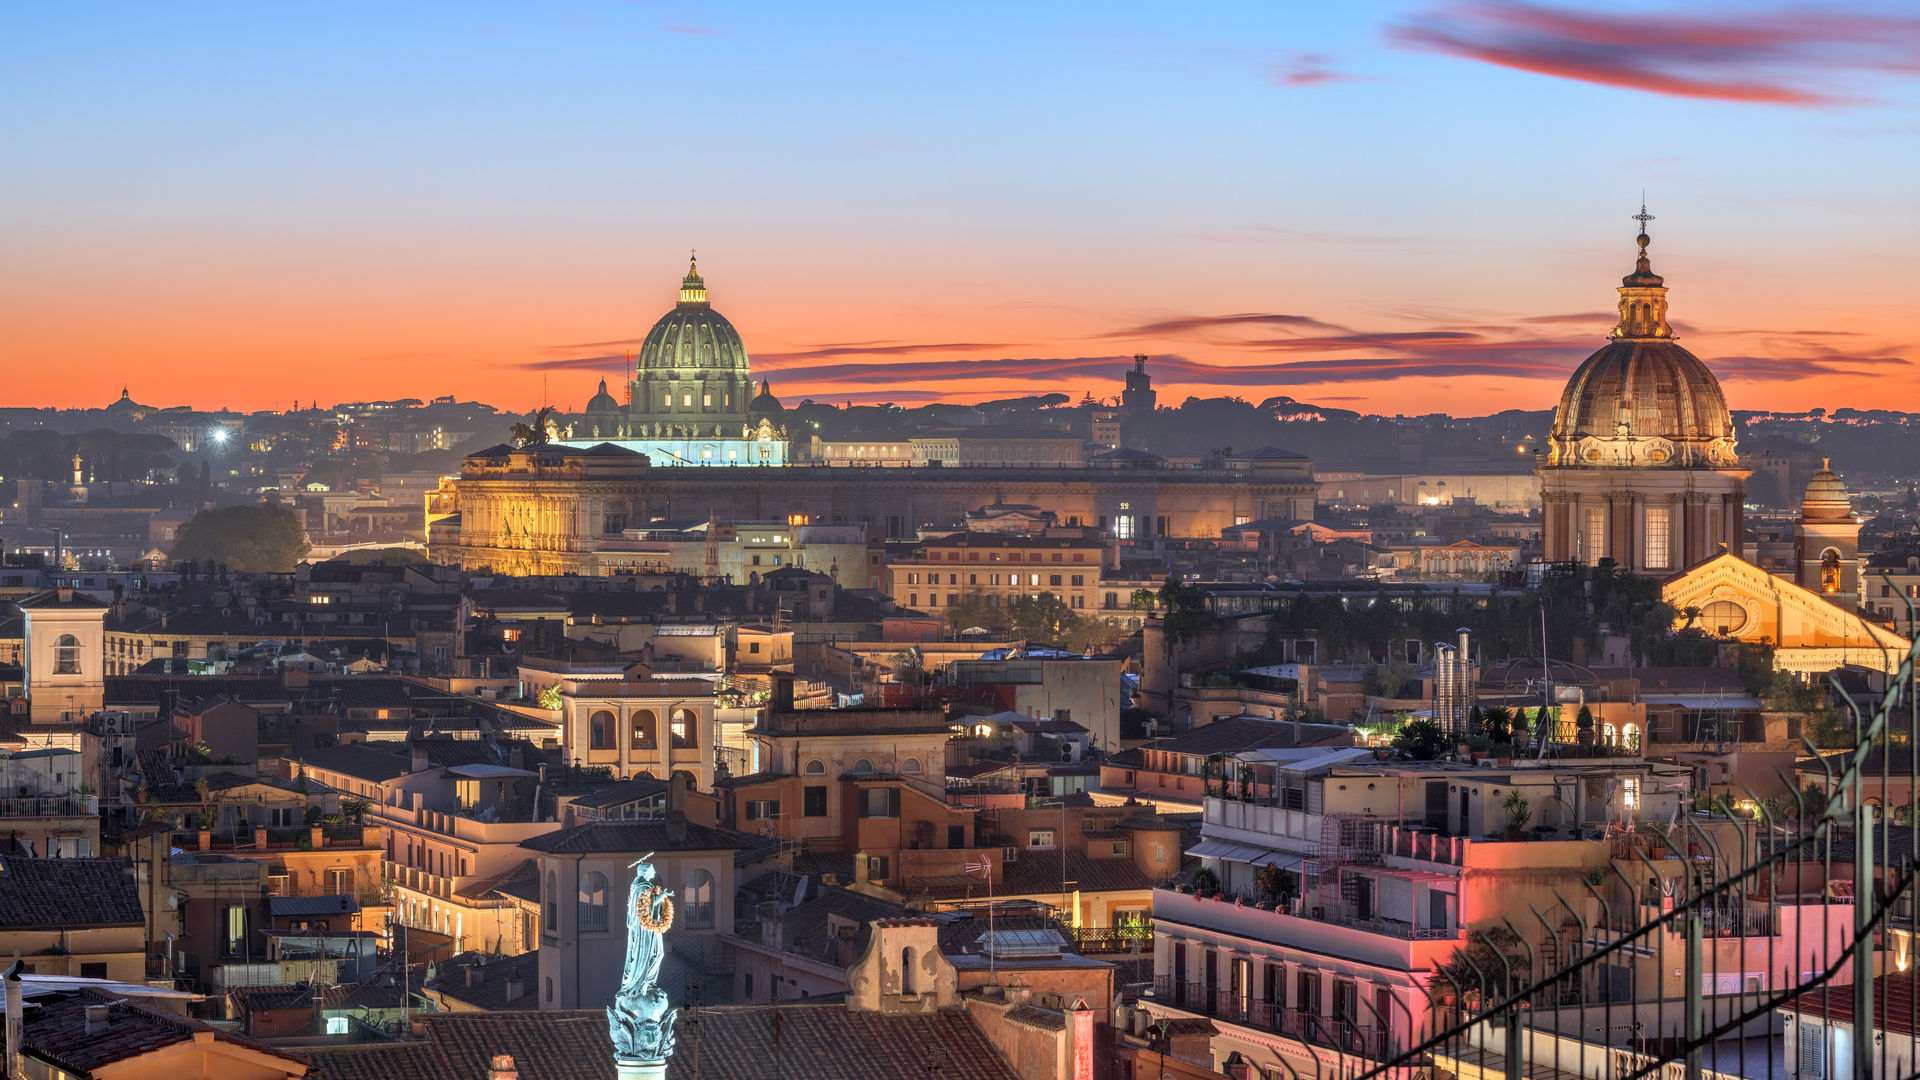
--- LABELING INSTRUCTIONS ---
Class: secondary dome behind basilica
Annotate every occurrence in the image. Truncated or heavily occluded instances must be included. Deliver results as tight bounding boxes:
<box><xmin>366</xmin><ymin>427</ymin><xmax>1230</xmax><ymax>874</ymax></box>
<box><xmin>1545</xmin><ymin>228</ymin><xmax>1737</xmax><ymax>470</ymax></box>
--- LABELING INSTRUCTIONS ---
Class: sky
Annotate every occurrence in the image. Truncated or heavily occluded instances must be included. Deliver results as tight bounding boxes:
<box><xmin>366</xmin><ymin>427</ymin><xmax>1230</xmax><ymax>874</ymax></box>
<box><xmin>4</xmin><ymin>1</ymin><xmax>1919</xmax><ymax>416</ymax></box>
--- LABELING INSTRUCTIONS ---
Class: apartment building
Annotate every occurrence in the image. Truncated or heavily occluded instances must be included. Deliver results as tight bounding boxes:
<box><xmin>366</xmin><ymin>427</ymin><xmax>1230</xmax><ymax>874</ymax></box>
<box><xmin>884</xmin><ymin>532</ymin><xmax>1157</xmax><ymax>618</ymax></box>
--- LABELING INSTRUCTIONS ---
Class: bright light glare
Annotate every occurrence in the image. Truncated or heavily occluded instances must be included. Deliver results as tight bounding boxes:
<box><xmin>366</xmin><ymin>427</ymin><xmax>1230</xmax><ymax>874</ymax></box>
<box><xmin>210</xmin><ymin>429</ymin><xmax>229</xmax><ymax>443</ymax></box>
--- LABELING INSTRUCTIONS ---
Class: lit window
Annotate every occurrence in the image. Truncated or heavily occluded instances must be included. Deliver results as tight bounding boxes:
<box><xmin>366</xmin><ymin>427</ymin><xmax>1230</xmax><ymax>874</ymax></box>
<box><xmin>1644</xmin><ymin>507</ymin><xmax>1671</xmax><ymax>570</ymax></box>
<box><xmin>1029</xmin><ymin>830</ymin><xmax>1056</xmax><ymax>849</ymax></box>
<box><xmin>1623</xmin><ymin>777</ymin><xmax>1640</xmax><ymax>810</ymax></box>
<box><xmin>53</xmin><ymin>634</ymin><xmax>80</xmax><ymax>676</ymax></box>
<box><xmin>1582</xmin><ymin>507</ymin><xmax>1606</xmax><ymax>564</ymax></box>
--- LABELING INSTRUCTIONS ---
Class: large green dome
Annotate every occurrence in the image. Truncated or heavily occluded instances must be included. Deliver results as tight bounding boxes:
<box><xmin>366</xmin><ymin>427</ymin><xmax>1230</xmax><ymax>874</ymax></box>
<box><xmin>634</xmin><ymin>258</ymin><xmax>750</xmax><ymax>377</ymax></box>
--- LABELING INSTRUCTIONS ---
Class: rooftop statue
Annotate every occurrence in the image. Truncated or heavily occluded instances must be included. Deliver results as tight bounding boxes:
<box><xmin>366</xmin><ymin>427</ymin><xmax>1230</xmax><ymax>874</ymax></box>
<box><xmin>609</xmin><ymin>854</ymin><xmax>677</xmax><ymax>1066</ymax></box>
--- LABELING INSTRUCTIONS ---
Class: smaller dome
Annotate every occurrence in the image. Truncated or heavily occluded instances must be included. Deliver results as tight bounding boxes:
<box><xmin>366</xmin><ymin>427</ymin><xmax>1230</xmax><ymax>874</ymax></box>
<box><xmin>748</xmin><ymin>378</ymin><xmax>784</xmax><ymax>417</ymax></box>
<box><xmin>584</xmin><ymin>378</ymin><xmax>620</xmax><ymax>416</ymax></box>
<box><xmin>1801</xmin><ymin>459</ymin><xmax>1851</xmax><ymax>522</ymax></box>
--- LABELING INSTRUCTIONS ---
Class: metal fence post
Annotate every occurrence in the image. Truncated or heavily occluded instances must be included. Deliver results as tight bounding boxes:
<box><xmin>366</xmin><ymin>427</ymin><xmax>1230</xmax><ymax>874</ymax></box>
<box><xmin>1684</xmin><ymin>909</ymin><xmax>1702</xmax><ymax>1080</ymax></box>
<box><xmin>1856</xmin><ymin>797</ymin><xmax>1875</xmax><ymax>1080</ymax></box>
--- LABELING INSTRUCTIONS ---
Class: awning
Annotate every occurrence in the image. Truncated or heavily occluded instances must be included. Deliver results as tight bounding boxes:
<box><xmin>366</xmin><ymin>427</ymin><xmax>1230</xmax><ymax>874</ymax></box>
<box><xmin>1188</xmin><ymin>840</ymin><xmax>1304</xmax><ymax>871</ymax></box>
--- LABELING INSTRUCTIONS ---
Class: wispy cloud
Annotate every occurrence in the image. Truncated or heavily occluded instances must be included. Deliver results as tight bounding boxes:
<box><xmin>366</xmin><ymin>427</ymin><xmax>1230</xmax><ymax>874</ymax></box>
<box><xmin>756</xmin><ymin>341</ymin><xmax>1017</xmax><ymax>366</ymax></box>
<box><xmin>1392</xmin><ymin>3</ymin><xmax>1920</xmax><ymax>106</ymax></box>
<box><xmin>1105</xmin><ymin>312</ymin><xmax>1349</xmax><ymax>338</ymax></box>
<box><xmin>1708</xmin><ymin>352</ymin><xmax>1910</xmax><ymax>381</ymax></box>
<box><xmin>1270</xmin><ymin>52</ymin><xmax>1367</xmax><ymax>87</ymax></box>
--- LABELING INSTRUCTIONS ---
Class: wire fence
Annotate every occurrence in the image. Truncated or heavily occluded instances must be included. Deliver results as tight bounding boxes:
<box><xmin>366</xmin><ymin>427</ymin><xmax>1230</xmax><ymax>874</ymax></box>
<box><xmin>1341</xmin><ymin>588</ymin><xmax>1920</xmax><ymax>1080</ymax></box>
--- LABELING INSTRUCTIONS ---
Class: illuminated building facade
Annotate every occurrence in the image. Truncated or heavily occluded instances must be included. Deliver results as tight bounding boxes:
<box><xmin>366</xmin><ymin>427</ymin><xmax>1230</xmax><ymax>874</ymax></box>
<box><xmin>427</xmin><ymin>444</ymin><xmax>1318</xmax><ymax>576</ymax></box>
<box><xmin>1537</xmin><ymin>214</ymin><xmax>1748</xmax><ymax>573</ymax></box>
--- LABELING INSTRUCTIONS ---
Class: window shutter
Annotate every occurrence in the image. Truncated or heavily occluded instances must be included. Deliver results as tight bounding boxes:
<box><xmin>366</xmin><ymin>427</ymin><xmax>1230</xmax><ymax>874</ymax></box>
<box><xmin>858</xmin><ymin>791</ymin><xmax>871</xmax><ymax>819</ymax></box>
<box><xmin>889</xmin><ymin>788</ymin><xmax>901</xmax><ymax>817</ymax></box>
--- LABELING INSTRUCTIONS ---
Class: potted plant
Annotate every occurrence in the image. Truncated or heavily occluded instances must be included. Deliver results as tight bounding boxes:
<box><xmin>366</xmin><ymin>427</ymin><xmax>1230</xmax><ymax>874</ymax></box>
<box><xmin>1191</xmin><ymin>867</ymin><xmax>1220</xmax><ymax>898</ymax></box>
<box><xmin>1503</xmin><ymin>790</ymin><xmax>1533</xmax><ymax>840</ymax></box>
<box><xmin>1575</xmin><ymin>705</ymin><xmax>1595</xmax><ymax>747</ymax></box>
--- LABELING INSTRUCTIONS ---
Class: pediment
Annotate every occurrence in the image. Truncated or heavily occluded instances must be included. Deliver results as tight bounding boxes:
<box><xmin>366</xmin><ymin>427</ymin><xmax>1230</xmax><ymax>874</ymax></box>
<box><xmin>1664</xmin><ymin>553</ymin><xmax>1908</xmax><ymax>654</ymax></box>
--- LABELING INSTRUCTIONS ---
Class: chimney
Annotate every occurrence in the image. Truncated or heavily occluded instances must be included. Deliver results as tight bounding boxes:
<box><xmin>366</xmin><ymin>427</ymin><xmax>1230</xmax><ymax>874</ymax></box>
<box><xmin>410</xmin><ymin>741</ymin><xmax>430</xmax><ymax>775</ymax></box>
<box><xmin>6</xmin><ymin>960</ymin><xmax>24</xmax><ymax>1080</ymax></box>
<box><xmin>853</xmin><ymin>850</ymin><xmax>869</xmax><ymax>888</ymax></box>
<box><xmin>666</xmin><ymin>809</ymin><xmax>688</xmax><ymax>844</ymax></box>
<box><xmin>490</xmin><ymin>1055</ymin><xmax>520</xmax><ymax>1080</ymax></box>
<box><xmin>466</xmin><ymin>965</ymin><xmax>484</xmax><ymax>988</ymax></box>
<box><xmin>57</xmin><ymin>588</ymin><xmax>73</xmax><ymax>604</ymax></box>
<box><xmin>84</xmin><ymin>1003</ymin><xmax>111</xmax><ymax>1035</ymax></box>
<box><xmin>504</xmin><ymin>975</ymin><xmax>525</xmax><ymax>1002</ymax></box>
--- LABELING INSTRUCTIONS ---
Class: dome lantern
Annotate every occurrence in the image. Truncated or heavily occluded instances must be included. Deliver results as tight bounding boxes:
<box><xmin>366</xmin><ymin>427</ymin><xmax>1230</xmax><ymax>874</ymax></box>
<box><xmin>677</xmin><ymin>252</ymin><xmax>707</xmax><ymax>306</ymax></box>
<box><xmin>1613</xmin><ymin>205</ymin><xmax>1671</xmax><ymax>340</ymax></box>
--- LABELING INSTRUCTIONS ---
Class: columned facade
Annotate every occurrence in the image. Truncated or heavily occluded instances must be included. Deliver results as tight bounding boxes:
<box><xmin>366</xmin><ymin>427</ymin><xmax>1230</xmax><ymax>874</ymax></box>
<box><xmin>1537</xmin><ymin>213</ymin><xmax>1748</xmax><ymax>574</ymax></box>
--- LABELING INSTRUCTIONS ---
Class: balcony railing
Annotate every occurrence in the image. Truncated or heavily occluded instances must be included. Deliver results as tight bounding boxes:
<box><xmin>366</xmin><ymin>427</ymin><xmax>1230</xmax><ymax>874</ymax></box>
<box><xmin>1316</xmin><ymin>909</ymin><xmax>1462</xmax><ymax>940</ymax></box>
<box><xmin>0</xmin><ymin>795</ymin><xmax>98</xmax><ymax>818</ymax></box>
<box><xmin>1152</xmin><ymin>976</ymin><xmax>1393</xmax><ymax>1061</ymax></box>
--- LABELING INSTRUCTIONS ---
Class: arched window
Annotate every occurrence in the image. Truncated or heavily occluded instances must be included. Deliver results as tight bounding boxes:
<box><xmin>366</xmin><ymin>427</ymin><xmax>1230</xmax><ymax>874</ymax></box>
<box><xmin>1602</xmin><ymin>722</ymin><xmax>1617</xmax><ymax>746</ymax></box>
<box><xmin>852</xmin><ymin>758</ymin><xmax>875</xmax><ymax>774</ymax></box>
<box><xmin>543</xmin><ymin>871</ymin><xmax>558</xmax><ymax>931</ymax></box>
<box><xmin>1821</xmin><ymin>549</ymin><xmax>1842</xmax><ymax>594</ymax></box>
<box><xmin>901</xmin><ymin>757</ymin><xmax>923</xmax><ymax>774</ymax></box>
<box><xmin>578</xmin><ymin>871</ymin><xmax>609</xmax><ymax>931</ymax></box>
<box><xmin>684</xmin><ymin>869</ymin><xmax>715</xmax><ymax>929</ymax></box>
<box><xmin>670</xmin><ymin>708</ymin><xmax>697</xmax><ymax>749</ymax></box>
<box><xmin>630</xmin><ymin>710</ymin><xmax>657</xmax><ymax>751</ymax></box>
<box><xmin>901</xmin><ymin>946</ymin><xmax>918</xmax><ymax>995</ymax></box>
<box><xmin>1622</xmin><ymin>723</ymin><xmax>1641</xmax><ymax>751</ymax></box>
<box><xmin>53</xmin><ymin>634</ymin><xmax>80</xmax><ymax>676</ymax></box>
<box><xmin>804</xmin><ymin>759</ymin><xmax>825</xmax><ymax>775</ymax></box>
<box><xmin>588</xmin><ymin>710</ymin><xmax>614</xmax><ymax>750</ymax></box>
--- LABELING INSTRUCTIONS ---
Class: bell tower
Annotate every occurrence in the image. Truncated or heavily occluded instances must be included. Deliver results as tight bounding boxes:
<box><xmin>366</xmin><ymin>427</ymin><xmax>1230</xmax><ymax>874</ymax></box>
<box><xmin>20</xmin><ymin>588</ymin><xmax>108</xmax><ymax>723</ymax></box>
<box><xmin>1794</xmin><ymin>460</ymin><xmax>1860</xmax><ymax>607</ymax></box>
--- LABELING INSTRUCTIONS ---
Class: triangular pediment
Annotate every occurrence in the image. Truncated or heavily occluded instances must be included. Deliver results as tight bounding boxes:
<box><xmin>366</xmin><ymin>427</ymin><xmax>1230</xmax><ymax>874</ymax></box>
<box><xmin>1664</xmin><ymin>552</ymin><xmax>1909</xmax><ymax>656</ymax></box>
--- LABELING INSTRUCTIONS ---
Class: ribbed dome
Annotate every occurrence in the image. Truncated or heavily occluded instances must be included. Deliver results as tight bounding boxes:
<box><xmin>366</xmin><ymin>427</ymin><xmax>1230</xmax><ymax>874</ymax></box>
<box><xmin>1801</xmin><ymin>459</ymin><xmax>1851</xmax><ymax>521</ymax></box>
<box><xmin>1547</xmin><ymin>339</ymin><xmax>1738</xmax><ymax>467</ymax></box>
<box><xmin>1544</xmin><ymin>220</ymin><xmax>1739</xmax><ymax>469</ymax></box>
<box><xmin>634</xmin><ymin>258</ymin><xmax>750</xmax><ymax>377</ymax></box>
<box><xmin>584</xmin><ymin>378</ymin><xmax>620</xmax><ymax>415</ymax></box>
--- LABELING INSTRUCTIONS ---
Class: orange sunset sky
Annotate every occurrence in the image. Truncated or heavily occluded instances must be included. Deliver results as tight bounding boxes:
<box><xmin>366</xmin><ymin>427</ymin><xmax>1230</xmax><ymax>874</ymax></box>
<box><xmin>4</xmin><ymin>3</ymin><xmax>1917</xmax><ymax>416</ymax></box>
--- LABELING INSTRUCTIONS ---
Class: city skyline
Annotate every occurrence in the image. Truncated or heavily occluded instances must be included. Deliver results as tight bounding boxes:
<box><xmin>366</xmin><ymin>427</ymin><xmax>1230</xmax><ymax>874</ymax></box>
<box><xmin>6</xmin><ymin>2</ymin><xmax>1918</xmax><ymax>415</ymax></box>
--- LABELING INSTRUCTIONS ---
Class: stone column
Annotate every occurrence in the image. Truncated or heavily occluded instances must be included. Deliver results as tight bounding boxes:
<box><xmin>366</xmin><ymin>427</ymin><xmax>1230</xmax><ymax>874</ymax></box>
<box><xmin>616</xmin><ymin>1060</ymin><xmax>665</xmax><ymax>1080</ymax></box>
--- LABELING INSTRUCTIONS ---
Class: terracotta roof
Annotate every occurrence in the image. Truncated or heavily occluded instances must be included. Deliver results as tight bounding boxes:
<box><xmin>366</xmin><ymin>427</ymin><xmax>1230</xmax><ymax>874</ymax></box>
<box><xmin>21</xmin><ymin>989</ymin><xmax>307</xmax><ymax>1076</ymax></box>
<box><xmin>1786</xmin><ymin>968</ymin><xmax>1920</xmax><ymax>1036</ymax></box>
<box><xmin>423</xmin><ymin>950</ymin><xmax>542</xmax><ymax>1011</ymax></box>
<box><xmin>301</xmin><ymin>1003</ymin><xmax>1024</xmax><ymax>1080</ymax></box>
<box><xmin>456</xmin><ymin>858</ymin><xmax>541</xmax><ymax>903</ymax></box>
<box><xmin>0</xmin><ymin>857</ymin><xmax>142</xmax><ymax>929</ymax></box>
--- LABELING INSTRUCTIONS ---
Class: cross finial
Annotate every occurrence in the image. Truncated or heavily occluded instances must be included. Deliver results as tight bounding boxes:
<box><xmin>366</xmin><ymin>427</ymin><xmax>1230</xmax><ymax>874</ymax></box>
<box><xmin>1632</xmin><ymin>199</ymin><xmax>1654</xmax><ymax>234</ymax></box>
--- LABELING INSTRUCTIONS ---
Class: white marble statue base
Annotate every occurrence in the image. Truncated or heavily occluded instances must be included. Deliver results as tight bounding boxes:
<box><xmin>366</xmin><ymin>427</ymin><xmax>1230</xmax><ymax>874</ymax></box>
<box><xmin>616</xmin><ymin>1059</ymin><xmax>666</xmax><ymax>1080</ymax></box>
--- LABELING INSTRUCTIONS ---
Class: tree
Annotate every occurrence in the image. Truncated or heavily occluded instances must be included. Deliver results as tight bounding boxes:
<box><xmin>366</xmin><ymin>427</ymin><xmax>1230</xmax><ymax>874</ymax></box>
<box><xmin>1255</xmin><ymin>863</ymin><xmax>1300</xmax><ymax>909</ymax></box>
<box><xmin>1363</xmin><ymin>662</ymin><xmax>1419</xmax><ymax>698</ymax></box>
<box><xmin>1157</xmin><ymin>577</ymin><xmax>1213</xmax><ymax>652</ymax></box>
<box><xmin>1503</xmin><ymin>790</ymin><xmax>1533</xmax><ymax>834</ymax></box>
<box><xmin>1481</xmin><ymin>706</ymin><xmax>1513</xmax><ymax>745</ymax></box>
<box><xmin>171</xmin><ymin>504</ymin><xmax>310</xmax><ymax>572</ymax></box>
<box><xmin>1432</xmin><ymin>927</ymin><xmax>1530</xmax><ymax>1012</ymax></box>
<box><xmin>1393</xmin><ymin>717</ymin><xmax>1448</xmax><ymax>761</ymax></box>
<box><xmin>1575</xmin><ymin>705</ymin><xmax>1595</xmax><ymax>746</ymax></box>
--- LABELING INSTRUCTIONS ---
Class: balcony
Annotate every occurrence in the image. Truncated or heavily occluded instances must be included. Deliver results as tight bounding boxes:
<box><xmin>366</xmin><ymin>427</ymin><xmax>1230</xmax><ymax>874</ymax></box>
<box><xmin>169</xmin><ymin>825</ymin><xmax>376</xmax><ymax>853</ymax></box>
<box><xmin>0</xmin><ymin>795</ymin><xmax>98</xmax><ymax>818</ymax></box>
<box><xmin>1154</xmin><ymin>887</ymin><xmax>1460</xmax><ymax>970</ymax></box>
<box><xmin>1152</xmin><ymin>976</ymin><xmax>1393</xmax><ymax>1061</ymax></box>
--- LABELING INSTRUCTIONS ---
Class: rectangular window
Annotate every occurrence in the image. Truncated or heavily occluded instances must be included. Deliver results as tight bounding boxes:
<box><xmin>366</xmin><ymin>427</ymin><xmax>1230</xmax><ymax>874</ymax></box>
<box><xmin>682</xmin><ymin>392</ymin><xmax>693</xmax><ymax>407</ymax></box>
<box><xmin>328</xmin><ymin>868</ymin><xmax>351</xmax><ymax>894</ymax></box>
<box><xmin>1113</xmin><ymin>515</ymin><xmax>1135</xmax><ymax>539</ymax></box>
<box><xmin>858</xmin><ymin>787</ymin><xmax>900</xmax><ymax>818</ymax></box>
<box><xmin>1028</xmin><ymin>829</ymin><xmax>1056</xmax><ymax>849</ymax></box>
<box><xmin>1644</xmin><ymin>507</ymin><xmax>1672</xmax><ymax>570</ymax></box>
<box><xmin>1582</xmin><ymin>506</ymin><xmax>1606</xmax><ymax>564</ymax></box>
<box><xmin>1623</xmin><ymin>777</ymin><xmax>1640</xmax><ymax>809</ymax></box>
<box><xmin>1049</xmin><ymin>575</ymin><xmax>1062</xmax><ymax>586</ymax></box>
<box><xmin>80</xmin><ymin>962</ymin><xmax>107</xmax><ymax>980</ymax></box>
<box><xmin>746</xmin><ymin>799</ymin><xmax>781</xmax><ymax>821</ymax></box>
<box><xmin>1070</xmin><ymin>575</ymin><xmax>1084</xmax><ymax>587</ymax></box>
<box><xmin>803</xmin><ymin>786</ymin><xmax>827</xmax><ymax>817</ymax></box>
